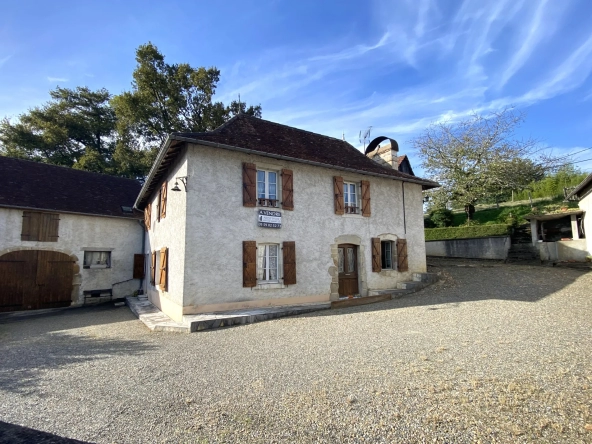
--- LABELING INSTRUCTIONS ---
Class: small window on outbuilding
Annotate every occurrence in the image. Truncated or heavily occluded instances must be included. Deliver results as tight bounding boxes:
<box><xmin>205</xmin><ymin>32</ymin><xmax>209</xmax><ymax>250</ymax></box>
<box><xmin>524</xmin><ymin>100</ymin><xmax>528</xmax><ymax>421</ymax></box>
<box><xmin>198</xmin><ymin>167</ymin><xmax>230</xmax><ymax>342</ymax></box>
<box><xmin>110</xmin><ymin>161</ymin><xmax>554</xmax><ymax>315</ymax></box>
<box><xmin>84</xmin><ymin>251</ymin><xmax>111</xmax><ymax>269</ymax></box>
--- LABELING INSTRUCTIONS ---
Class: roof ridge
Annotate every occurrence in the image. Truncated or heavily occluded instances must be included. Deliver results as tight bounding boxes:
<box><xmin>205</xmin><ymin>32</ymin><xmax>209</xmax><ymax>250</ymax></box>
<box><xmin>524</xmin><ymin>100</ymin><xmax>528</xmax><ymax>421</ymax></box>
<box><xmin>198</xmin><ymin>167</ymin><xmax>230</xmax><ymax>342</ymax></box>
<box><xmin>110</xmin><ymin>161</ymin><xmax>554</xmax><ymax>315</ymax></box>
<box><xmin>0</xmin><ymin>155</ymin><xmax>141</xmax><ymax>183</ymax></box>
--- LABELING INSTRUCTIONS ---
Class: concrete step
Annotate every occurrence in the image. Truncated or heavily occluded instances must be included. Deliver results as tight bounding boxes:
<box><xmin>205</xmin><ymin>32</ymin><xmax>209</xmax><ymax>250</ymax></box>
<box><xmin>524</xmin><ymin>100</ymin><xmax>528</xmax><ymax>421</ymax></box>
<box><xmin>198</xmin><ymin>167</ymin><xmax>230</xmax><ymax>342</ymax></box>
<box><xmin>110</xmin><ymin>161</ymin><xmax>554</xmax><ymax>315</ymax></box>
<box><xmin>397</xmin><ymin>281</ymin><xmax>423</xmax><ymax>290</ymax></box>
<box><xmin>126</xmin><ymin>297</ymin><xmax>189</xmax><ymax>333</ymax></box>
<box><xmin>413</xmin><ymin>272</ymin><xmax>439</xmax><ymax>283</ymax></box>
<box><xmin>331</xmin><ymin>294</ymin><xmax>391</xmax><ymax>309</ymax></box>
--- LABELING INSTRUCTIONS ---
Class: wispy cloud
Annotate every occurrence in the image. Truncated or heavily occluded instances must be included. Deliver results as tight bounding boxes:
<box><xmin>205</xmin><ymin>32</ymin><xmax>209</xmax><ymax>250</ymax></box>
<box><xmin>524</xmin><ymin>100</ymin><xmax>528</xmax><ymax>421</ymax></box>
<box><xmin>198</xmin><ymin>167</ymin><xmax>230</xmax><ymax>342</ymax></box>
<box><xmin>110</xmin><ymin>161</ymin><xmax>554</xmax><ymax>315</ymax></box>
<box><xmin>47</xmin><ymin>76</ymin><xmax>68</xmax><ymax>82</ymax></box>
<box><xmin>0</xmin><ymin>55</ymin><xmax>12</xmax><ymax>67</ymax></box>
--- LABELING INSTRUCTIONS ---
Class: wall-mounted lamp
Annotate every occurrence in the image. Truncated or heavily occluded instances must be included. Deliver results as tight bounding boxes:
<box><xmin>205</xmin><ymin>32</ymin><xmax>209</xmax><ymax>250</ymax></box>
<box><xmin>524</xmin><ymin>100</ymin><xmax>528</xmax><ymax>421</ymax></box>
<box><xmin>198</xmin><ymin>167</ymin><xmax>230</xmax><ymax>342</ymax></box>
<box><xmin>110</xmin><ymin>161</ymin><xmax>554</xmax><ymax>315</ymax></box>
<box><xmin>171</xmin><ymin>176</ymin><xmax>188</xmax><ymax>192</ymax></box>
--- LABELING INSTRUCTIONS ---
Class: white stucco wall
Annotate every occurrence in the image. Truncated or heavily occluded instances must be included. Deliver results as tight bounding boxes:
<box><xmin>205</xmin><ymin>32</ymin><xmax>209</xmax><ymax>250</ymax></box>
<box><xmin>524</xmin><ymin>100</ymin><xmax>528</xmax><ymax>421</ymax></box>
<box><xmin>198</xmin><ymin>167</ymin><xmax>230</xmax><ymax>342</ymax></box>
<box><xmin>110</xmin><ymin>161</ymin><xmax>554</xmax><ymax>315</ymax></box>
<box><xmin>180</xmin><ymin>143</ymin><xmax>427</xmax><ymax>314</ymax></box>
<box><xmin>578</xmin><ymin>191</ymin><xmax>591</xmax><ymax>255</ymax></box>
<box><xmin>0</xmin><ymin>207</ymin><xmax>143</xmax><ymax>305</ymax></box>
<box><xmin>143</xmin><ymin>148</ymin><xmax>189</xmax><ymax>322</ymax></box>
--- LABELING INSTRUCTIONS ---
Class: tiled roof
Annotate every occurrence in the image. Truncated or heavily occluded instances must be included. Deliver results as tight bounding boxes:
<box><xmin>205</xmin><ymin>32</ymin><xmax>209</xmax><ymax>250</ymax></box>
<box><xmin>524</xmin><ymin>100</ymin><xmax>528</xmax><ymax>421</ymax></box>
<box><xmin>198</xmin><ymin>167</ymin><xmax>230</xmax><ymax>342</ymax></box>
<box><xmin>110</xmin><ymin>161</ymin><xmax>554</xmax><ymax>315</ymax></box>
<box><xmin>0</xmin><ymin>156</ymin><xmax>142</xmax><ymax>218</ymax></box>
<box><xmin>565</xmin><ymin>172</ymin><xmax>592</xmax><ymax>200</ymax></box>
<box><xmin>135</xmin><ymin>115</ymin><xmax>439</xmax><ymax>209</ymax></box>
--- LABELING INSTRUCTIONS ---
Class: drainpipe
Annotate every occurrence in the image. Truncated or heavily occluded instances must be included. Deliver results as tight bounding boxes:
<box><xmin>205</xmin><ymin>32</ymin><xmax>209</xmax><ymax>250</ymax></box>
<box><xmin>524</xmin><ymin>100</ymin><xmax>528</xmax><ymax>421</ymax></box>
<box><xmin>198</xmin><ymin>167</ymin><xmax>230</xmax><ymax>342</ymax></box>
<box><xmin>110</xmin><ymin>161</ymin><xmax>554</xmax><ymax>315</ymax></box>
<box><xmin>402</xmin><ymin>182</ymin><xmax>406</xmax><ymax>234</ymax></box>
<box><xmin>137</xmin><ymin>220</ymin><xmax>146</xmax><ymax>294</ymax></box>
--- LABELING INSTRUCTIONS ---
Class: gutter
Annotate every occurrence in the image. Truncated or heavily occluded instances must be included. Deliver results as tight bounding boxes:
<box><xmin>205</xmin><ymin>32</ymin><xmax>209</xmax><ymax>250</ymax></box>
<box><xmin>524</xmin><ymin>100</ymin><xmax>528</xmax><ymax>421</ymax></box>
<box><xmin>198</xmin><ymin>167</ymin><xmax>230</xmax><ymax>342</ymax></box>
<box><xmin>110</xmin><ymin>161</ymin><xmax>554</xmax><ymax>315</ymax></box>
<box><xmin>0</xmin><ymin>204</ymin><xmax>141</xmax><ymax>221</ymax></box>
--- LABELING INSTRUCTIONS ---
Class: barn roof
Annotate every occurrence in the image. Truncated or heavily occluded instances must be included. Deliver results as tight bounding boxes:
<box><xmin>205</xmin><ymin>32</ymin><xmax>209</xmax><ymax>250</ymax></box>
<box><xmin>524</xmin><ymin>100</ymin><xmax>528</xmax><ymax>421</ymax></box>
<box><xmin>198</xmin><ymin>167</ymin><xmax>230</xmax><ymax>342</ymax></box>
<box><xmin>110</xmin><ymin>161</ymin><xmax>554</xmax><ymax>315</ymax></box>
<box><xmin>0</xmin><ymin>156</ymin><xmax>142</xmax><ymax>219</ymax></box>
<box><xmin>135</xmin><ymin>114</ymin><xmax>439</xmax><ymax>209</ymax></box>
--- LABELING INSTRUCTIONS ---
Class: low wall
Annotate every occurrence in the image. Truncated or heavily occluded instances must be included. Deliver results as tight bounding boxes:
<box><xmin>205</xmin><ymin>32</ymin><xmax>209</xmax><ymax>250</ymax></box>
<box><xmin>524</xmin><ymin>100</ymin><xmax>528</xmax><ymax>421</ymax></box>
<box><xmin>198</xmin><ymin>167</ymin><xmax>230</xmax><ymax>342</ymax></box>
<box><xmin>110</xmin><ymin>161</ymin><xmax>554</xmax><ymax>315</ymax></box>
<box><xmin>538</xmin><ymin>239</ymin><xmax>589</xmax><ymax>262</ymax></box>
<box><xmin>426</xmin><ymin>236</ymin><xmax>511</xmax><ymax>260</ymax></box>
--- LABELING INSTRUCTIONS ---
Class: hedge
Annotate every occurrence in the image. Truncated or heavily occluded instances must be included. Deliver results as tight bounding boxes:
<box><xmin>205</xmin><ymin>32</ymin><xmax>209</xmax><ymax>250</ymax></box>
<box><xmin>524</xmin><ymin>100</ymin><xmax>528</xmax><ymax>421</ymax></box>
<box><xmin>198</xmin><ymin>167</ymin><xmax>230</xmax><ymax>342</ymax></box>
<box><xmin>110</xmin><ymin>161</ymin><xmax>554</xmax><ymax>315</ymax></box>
<box><xmin>425</xmin><ymin>224</ymin><xmax>512</xmax><ymax>241</ymax></box>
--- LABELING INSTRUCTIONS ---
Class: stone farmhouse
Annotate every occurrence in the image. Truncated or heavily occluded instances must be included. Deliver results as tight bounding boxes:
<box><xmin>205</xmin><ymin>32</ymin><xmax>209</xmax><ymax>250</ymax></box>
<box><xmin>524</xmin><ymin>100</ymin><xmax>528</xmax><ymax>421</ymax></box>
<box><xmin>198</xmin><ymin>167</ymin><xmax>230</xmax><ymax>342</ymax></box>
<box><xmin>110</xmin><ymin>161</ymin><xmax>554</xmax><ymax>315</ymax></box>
<box><xmin>0</xmin><ymin>115</ymin><xmax>438</xmax><ymax>318</ymax></box>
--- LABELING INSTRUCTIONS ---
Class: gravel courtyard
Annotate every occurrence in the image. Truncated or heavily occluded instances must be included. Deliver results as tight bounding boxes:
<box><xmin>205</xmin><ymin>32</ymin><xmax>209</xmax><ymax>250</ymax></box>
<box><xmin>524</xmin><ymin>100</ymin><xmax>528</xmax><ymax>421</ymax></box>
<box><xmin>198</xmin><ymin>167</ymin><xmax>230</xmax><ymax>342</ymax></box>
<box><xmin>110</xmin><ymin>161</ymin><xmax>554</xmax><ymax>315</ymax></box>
<box><xmin>1</xmin><ymin>260</ymin><xmax>591</xmax><ymax>443</ymax></box>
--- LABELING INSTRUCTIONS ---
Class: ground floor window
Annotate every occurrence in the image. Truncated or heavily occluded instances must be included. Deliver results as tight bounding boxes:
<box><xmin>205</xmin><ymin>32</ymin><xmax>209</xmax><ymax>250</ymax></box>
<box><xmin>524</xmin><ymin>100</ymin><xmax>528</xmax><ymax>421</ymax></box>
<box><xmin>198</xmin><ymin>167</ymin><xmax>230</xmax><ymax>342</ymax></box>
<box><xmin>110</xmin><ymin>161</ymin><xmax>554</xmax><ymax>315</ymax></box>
<box><xmin>257</xmin><ymin>244</ymin><xmax>279</xmax><ymax>282</ymax></box>
<box><xmin>381</xmin><ymin>241</ymin><xmax>394</xmax><ymax>269</ymax></box>
<box><xmin>83</xmin><ymin>251</ymin><xmax>111</xmax><ymax>269</ymax></box>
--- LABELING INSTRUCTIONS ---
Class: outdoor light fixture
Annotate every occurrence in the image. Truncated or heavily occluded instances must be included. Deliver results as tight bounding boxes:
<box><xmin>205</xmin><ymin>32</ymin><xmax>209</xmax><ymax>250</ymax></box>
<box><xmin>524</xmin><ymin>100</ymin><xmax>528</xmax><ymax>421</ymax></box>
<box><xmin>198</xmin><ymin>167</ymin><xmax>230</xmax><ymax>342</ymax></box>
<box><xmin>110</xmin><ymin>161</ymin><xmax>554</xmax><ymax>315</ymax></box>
<box><xmin>171</xmin><ymin>176</ymin><xmax>188</xmax><ymax>192</ymax></box>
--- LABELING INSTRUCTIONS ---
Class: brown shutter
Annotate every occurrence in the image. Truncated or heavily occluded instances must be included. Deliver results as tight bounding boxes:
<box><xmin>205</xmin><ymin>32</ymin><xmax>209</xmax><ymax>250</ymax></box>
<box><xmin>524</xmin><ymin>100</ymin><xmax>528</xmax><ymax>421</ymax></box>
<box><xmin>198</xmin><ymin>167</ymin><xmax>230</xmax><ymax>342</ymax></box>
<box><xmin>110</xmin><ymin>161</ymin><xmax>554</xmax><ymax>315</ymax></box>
<box><xmin>243</xmin><ymin>163</ymin><xmax>257</xmax><ymax>207</ymax></box>
<box><xmin>397</xmin><ymin>239</ymin><xmax>408</xmax><ymax>272</ymax></box>
<box><xmin>145</xmin><ymin>203</ymin><xmax>152</xmax><ymax>231</ymax></box>
<box><xmin>160</xmin><ymin>182</ymin><xmax>167</xmax><ymax>220</ymax></box>
<box><xmin>159</xmin><ymin>247</ymin><xmax>168</xmax><ymax>291</ymax></box>
<box><xmin>243</xmin><ymin>241</ymin><xmax>257</xmax><ymax>287</ymax></box>
<box><xmin>334</xmin><ymin>176</ymin><xmax>344</xmax><ymax>215</ymax></box>
<box><xmin>282</xmin><ymin>241</ymin><xmax>296</xmax><ymax>285</ymax></box>
<box><xmin>150</xmin><ymin>251</ymin><xmax>156</xmax><ymax>285</ymax></box>
<box><xmin>46</xmin><ymin>213</ymin><xmax>60</xmax><ymax>242</ymax></box>
<box><xmin>281</xmin><ymin>169</ymin><xmax>294</xmax><ymax>210</ymax></box>
<box><xmin>157</xmin><ymin>188</ymin><xmax>161</xmax><ymax>222</ymax></box>
<box><xmin>371</xmin><ymin>238</ymin><xmax>381</xmax><ymax>272</ymax></box>
<box><xmin>133</xmin><ymin>254</ymin><xmax>145</xmax><ymax>279</ymax></box>
<box><xmin>361</xmin><ymin>180</ymin><xmax>371</xmax><ymax>217</ymax></box>
<box><xmin>21</xmin><ymin>211</ymin><xmax>33</xmax><ymax>241</ymax></box>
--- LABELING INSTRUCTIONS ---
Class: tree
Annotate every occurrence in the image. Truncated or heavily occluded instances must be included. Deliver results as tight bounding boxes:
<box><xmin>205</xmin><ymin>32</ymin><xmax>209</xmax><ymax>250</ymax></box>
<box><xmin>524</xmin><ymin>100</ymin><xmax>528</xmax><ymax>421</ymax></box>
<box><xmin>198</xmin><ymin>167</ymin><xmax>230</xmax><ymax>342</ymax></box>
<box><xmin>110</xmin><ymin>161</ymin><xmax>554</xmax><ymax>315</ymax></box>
<box><xmin>0</xmin><ymin>87</ymin><xmax>116</xmax><ymax>172</ymax></box>
<box><xmin>413</xmin><ymin>108</ymin><xmax>551</xmax><ymax>219</ymax></box>
<box><xmin>111</xmin><ymin>42</ymin><xmax>261</xmax><ymax>154</ymax></box>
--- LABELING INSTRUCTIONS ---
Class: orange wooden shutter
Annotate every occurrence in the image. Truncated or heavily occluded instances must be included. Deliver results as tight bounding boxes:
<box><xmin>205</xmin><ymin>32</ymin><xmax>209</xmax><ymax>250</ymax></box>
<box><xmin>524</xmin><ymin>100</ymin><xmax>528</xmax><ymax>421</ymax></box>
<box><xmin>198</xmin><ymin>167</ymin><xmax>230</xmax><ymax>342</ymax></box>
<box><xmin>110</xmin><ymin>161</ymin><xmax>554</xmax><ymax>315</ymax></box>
<box><xmin>282</xmin><ymin>241</ymin><xmax>296</xmax><ymax>285</ymax></box>
<box><xmin>150</xmin><ymin>251</ymin><xmax>156</xmax><ymax>285</ymax></box>
<box><xmin>397</xmin><ymin>239</ymin><xmax>408</xmax><ymax>272</ymax></box>
<box><xmin>371</xmin><ymin>238</ymin><xmax>381</xmax><ymax>272</ymax></box>
<box><xmin>281</xmin><ymin>169</ymin><xmax>294</xmax><ymax>210</ymax></box>
<box><xmin>361</xmin><ymin>180</ymin><xmax>371</xmax><ymax>217</ymax></box>
<box><xmin>133</xmin><ymin>254</ymin><xmax>145</xmax><ymax>279</ymax></box>
<box><xmin>160</xmin><ymin>182</ymin><xmax>167</xmax><ymax>220</ymax></box>
<box><xmin>334</xmin><ymin>176</ymin><xmax>344</xmax><ymax>215</ymax></box>
<box><xmin>145</xmin><ymin>203</ymin><xmax>152</xmax><ymax>230</ymax></box>
<box><xmin>159</xmin><ymin>247</ymin><xmax>168</xmax><ymax>291</ymax></box>
<box><xmin>243</xmin><ymin>241</ymin><xmax>257</xmax><ymax>287</ymax></box>
<box><xmin>243</xmin><ymin>163</ymin><xmax>257</xmax><ymax>207</ymax></box>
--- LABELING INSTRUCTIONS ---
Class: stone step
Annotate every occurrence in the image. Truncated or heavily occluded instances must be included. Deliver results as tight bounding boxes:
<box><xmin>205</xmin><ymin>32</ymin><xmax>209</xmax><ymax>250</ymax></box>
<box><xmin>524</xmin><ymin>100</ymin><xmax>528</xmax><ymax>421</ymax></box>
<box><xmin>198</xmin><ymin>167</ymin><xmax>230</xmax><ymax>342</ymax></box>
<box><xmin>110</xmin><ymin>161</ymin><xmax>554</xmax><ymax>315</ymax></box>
<box><xmin>331</xmin><ymin>294</ymin><xmax>391</xmax><ymax>309</ymax></box>
<box><xmin>413</xmin><ymin>272</ymin><xmax>439</xmax><ymax>283</ymax></box>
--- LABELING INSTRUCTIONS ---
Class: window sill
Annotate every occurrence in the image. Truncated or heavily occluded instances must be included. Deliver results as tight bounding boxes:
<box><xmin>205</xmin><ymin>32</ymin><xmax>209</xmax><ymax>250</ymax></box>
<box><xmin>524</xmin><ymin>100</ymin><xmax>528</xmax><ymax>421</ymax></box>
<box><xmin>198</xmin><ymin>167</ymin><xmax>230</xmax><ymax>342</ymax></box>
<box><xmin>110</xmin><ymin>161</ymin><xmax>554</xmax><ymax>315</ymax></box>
<box><xmin>379</xmin><ymin>269</ymin><xmax>397</xmax><ymax>277</ymax></box>
<box><xmin>341</xmin><ymin>213</ymin><xmax>364</xmax><ymax>219</ymax></box>
<box><xmin>253</xmin><ymin>282</ymin><xmax>286</xmax><ymax>290</ymax></box>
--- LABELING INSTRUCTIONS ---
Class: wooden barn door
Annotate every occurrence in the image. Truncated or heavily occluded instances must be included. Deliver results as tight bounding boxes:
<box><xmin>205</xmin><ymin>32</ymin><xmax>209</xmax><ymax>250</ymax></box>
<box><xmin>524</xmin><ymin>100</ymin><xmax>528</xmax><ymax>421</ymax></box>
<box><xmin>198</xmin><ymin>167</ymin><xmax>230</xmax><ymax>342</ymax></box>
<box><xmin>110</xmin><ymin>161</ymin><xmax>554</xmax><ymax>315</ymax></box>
<box><xmin>0</xmin><ymin>250</ymin><xmax>73</xmax><ymax>312</ymax></box>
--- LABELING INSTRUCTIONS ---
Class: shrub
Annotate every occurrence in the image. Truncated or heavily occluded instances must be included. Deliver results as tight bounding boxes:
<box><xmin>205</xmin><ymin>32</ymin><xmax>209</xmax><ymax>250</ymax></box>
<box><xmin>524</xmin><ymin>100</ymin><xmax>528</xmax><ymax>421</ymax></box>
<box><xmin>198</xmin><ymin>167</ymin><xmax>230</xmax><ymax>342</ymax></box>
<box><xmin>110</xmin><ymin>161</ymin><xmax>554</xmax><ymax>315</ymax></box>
<box><xmin>425</xmin><ymin>224</ymin><xmax>512</xmax><ymax>241</ymax></box>
<box><xmin>429</xmin><ymin>208</ymin><xmax>454</xmax><ymax>228</ymax></box>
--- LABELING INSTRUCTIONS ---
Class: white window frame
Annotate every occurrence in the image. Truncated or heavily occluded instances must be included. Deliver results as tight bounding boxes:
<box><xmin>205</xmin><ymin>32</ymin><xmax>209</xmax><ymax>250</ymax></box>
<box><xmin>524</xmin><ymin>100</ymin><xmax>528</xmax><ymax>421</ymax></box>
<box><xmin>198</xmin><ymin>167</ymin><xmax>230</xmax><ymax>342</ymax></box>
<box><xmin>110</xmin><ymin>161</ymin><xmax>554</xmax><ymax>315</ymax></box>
<box><xmin>83</xmin><ymin>251</ymin><xmax>111</xmax><ymax>269</ymax></box>
<box><xmin>257</xmin><ymin>169</ymin><xmax>279</xmax><ymax>208</ymax></box>
<box><xmin>257</xmin><ymin>243</ymin><xmax>280</xmax><ymax>283</ymax></box>
<box><xmin>381</xmin><ymin>241</ymin><xmax>394</xmax><ymax>270</ymax></box>
<box><xmin>343</xmin><ymin>181</ymin><xmax>359</xmax><ymax>214</ymax></box>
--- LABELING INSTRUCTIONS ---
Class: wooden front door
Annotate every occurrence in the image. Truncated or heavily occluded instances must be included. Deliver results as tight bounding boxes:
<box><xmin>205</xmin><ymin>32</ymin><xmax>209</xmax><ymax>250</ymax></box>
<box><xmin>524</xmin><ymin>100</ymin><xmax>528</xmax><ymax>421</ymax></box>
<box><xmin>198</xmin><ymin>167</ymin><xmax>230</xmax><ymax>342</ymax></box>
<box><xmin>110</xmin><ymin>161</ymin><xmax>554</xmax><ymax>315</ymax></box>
<box><xmin>338</xmin><ymin>244</ymin><xmax>359</xmax><ymax>297</ymax></box>
<box><xmin>0</xmin><ymin>250</ymin><xmax>74</xmax><ymax>312</ymax></box>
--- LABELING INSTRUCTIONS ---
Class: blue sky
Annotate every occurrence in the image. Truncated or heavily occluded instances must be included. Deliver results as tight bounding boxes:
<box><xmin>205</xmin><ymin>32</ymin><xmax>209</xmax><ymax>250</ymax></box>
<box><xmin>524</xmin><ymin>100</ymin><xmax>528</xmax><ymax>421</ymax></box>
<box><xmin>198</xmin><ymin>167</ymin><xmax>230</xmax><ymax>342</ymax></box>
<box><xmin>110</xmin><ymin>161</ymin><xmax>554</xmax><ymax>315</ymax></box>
<box><xmin>1</xmin><ymin>0</ymin><xmax>592</xmax><ymax>176</ymax></box>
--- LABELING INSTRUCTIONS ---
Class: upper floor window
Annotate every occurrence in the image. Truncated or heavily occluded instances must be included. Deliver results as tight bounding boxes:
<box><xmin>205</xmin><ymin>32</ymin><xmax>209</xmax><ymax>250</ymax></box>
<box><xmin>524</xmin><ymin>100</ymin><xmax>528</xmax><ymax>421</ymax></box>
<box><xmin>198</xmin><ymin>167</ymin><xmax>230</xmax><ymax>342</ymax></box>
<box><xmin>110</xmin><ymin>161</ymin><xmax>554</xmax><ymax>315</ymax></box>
<box><xmin>381</xmin><ymin>241</ymin><xmax>393</xmax><ymax>269</ymax></box>
<box><xmin>257</xmin><ymin>170</ymin><xmax>279</xmax><ymax>207</ymax></box>
<box><xmin>21</xmin><ymin>211</ymin><xmax>60</xmax><ymax>242</ymax></box>
<box><xmin>344</xmin><ymin>182</ymin><xmax>359</xmax><ymax>214</ymax></box>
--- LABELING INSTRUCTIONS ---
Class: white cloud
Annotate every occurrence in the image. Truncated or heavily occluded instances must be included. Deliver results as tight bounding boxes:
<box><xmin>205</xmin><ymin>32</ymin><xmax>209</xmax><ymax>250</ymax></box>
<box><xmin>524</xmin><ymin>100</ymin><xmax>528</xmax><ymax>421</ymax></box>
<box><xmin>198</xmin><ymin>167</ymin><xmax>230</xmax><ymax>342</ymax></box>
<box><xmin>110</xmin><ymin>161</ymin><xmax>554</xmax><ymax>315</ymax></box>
<box><xmin>0</xmin><ymin>55</ymin><xmax>12</xmax><ymax>67</ymax></box>
<box><xmin>47</xmin><ymin>77</ymin><xmax>68</xmax><ymax>82</ymax></box>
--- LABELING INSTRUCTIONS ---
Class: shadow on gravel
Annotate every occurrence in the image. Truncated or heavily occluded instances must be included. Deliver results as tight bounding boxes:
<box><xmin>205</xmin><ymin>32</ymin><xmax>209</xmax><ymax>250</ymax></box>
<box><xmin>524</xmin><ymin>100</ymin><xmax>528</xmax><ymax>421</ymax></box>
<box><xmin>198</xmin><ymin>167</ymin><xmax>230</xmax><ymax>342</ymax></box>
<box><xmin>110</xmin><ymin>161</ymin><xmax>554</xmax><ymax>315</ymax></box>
<box><xmin>302</xmin><ymin>260</ymin><xmax>591</xmax><ymax>318</ymax></box>
<box><xmin>0</xmin><ymin>305</ymin><xmax>155</xmax><ymax>395</ymax></box>
<box><xmin>0</xmin><ymin>421</ymin><xmax>89</xmax><ymax>444</ymax></box>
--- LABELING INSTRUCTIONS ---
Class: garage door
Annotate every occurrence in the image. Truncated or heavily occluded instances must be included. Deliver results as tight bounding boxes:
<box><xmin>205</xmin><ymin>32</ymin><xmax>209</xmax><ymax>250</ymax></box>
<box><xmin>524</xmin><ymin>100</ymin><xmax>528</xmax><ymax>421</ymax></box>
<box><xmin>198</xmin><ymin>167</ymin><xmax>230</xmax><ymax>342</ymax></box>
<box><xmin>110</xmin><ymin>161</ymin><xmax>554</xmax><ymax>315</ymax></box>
<box><xmin>0</xmin><ymin>250</ymin><xmax>74</xmax><ymax>312</ymax></box>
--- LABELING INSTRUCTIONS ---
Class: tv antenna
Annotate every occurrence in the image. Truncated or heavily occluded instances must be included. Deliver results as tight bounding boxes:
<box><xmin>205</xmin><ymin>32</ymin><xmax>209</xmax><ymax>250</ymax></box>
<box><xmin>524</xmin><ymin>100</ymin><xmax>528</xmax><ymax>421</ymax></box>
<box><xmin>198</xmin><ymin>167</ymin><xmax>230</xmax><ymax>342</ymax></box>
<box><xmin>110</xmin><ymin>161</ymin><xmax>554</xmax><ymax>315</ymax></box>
<box><xmin>359</xmin><ymin>126</ymin><xmax>372</xmax><ymax>150</ymax></box>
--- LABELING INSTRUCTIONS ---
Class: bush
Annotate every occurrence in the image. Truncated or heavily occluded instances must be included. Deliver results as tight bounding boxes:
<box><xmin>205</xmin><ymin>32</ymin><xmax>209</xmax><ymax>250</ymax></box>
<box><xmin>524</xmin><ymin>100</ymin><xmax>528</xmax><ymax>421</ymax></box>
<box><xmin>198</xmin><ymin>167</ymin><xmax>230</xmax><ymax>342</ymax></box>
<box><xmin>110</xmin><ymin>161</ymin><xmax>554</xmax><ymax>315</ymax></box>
<box><xmin>424</xmin><ymin>216</ymin><xmax>435</xmax><ymax>228</ymax></box>
<box><xmin>429</xmin><ymin>208</ymin><xmax>454</xmax><ymax>228</ymax></box>
<box><xmin>425</xmin><ymin>224</ymin><xmax>512</xmax><ymax>241</ymax></box>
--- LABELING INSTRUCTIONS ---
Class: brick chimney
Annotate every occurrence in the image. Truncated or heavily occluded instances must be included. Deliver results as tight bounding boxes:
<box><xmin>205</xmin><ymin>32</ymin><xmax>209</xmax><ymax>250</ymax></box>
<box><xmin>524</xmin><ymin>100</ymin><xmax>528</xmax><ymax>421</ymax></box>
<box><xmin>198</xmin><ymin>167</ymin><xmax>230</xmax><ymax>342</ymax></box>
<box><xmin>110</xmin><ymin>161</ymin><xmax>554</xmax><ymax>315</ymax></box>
<box><xmin>366</xmin><ymin>142</ymin><xmax>399</xmax><ymax>169</ymax></box>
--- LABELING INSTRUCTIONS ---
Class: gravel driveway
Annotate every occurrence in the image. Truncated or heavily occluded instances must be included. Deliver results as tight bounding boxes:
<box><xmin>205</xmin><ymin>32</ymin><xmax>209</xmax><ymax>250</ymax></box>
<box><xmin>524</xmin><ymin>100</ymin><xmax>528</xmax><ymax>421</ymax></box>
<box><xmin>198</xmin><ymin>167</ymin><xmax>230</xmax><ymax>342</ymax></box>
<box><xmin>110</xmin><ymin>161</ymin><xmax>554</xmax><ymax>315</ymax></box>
<box><xmin>1</xmin><ymin>260</ymin><xmax>591</xmax><ymax>443</ymax></box>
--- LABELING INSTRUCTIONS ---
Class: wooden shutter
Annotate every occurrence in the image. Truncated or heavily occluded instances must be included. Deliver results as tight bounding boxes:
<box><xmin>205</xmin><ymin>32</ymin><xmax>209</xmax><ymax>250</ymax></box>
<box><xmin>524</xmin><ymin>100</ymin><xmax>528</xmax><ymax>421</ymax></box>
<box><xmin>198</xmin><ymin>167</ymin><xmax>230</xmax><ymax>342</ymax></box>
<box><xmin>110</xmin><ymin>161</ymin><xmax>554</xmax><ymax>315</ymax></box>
<box><xmin>21</xmin><ymin>211</ymin><xmax>36</xmax><ymax>241</ymax></box>
<box><xmin>334</xmin><ymin>176</ymin><xmax>344</xmax><ymax>215</ymax></box>
<box><xmin>44</xmin><ymin>213</ymin><xmax>60</xmax><ymax>242</ymax></box>
<box><xmin>361</xmin><ymin>180</ymin><xmax>371</xmax><ymax>217</ymax></box>
<box><xmin>281</xmin><ymin>169</ymin><xmax>294</xmax><ymax>210</ymax></box>
<box><xmin>243</xmin><ymin>163</ymin><xmax>257</xmax><ymax>207</ymax></box>
<box><xmin>150</xmin><ymin>251</ymin><xmax>156</xmax><ymax>285</ymax></box>
<box><xmin>283</xmin><ymin>241</ymin><xmax>296</xmax><ymax>285</ymax></box>
<box><xmin>160</xmin><ymin>182</ymin><xmax>167</xmax><ymax>220</ymax></box>
<box><xmin>133</xmin><ymin>254</ymin><xmax>145</xmax><ymax>279</ymax></box>
<box><xmin>371</xmin><ymin>238</ymin><xmax>381</xmax><ymax>272</ymax></box>
<box><xmin>144</xmin><ymin>203</ymin><xmax>152</xmax><ymax>231</ymax></box>
<box><xmin>397</xmin><ymin>239</ymin><xmax>408</xmax><ymax>272</ymax></box>
<box><xmin>243</xmin><ymin>241</ymin><xmax>257</xmax><ymax>287</ymax></box>
<box><xmin>159</xmin><ymin>247</ymin><xmax>168</xmax><ymax>291</ymax></box>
